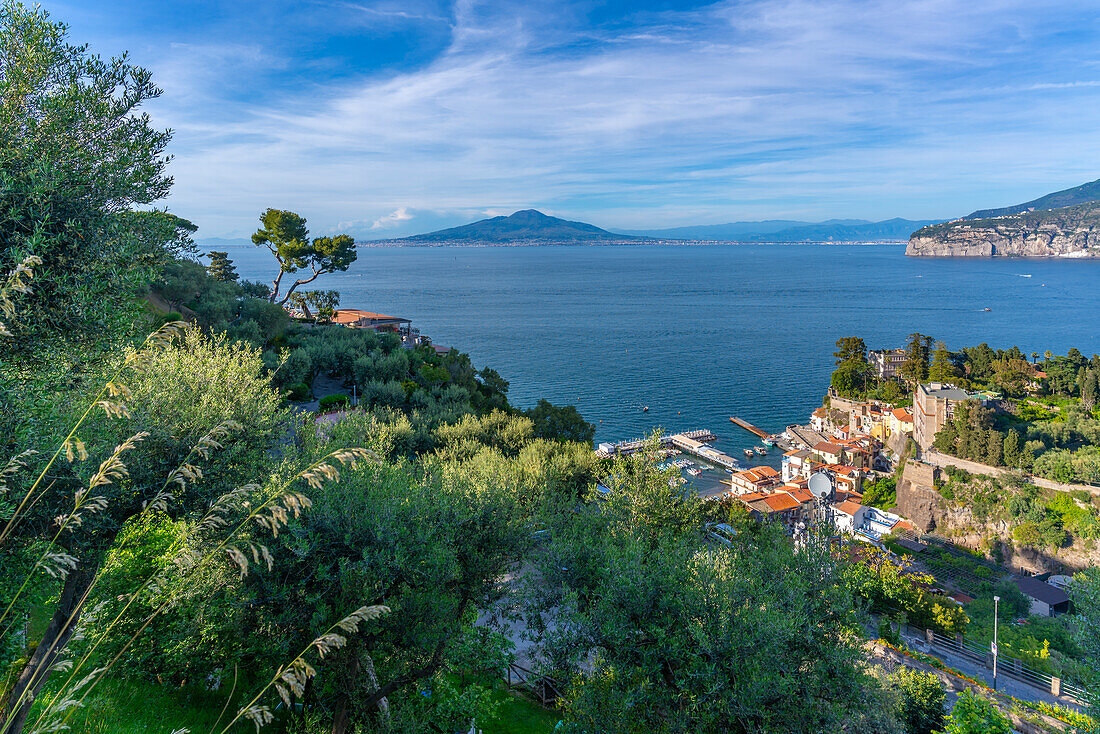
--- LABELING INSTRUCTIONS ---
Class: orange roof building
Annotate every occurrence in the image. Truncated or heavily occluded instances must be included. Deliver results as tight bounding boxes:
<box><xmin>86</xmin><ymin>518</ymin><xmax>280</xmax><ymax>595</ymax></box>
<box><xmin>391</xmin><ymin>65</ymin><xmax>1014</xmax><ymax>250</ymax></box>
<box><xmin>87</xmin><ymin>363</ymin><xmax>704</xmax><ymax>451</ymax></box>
<box><xmin>728</xmin><ymin>465</ymin><xmax>781</xmax><ymax>494</ymax></box>
<box><xmin>332</xmin><ymin>309</ymin><xmax>411</xmax><ymax>330</ymax></box>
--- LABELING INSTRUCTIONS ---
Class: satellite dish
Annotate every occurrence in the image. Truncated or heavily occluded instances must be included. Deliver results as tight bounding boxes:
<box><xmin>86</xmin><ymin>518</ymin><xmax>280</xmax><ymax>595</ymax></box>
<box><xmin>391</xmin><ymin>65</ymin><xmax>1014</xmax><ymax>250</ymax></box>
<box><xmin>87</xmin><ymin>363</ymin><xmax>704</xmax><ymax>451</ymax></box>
<box><xmin>808</xmin><ymin>472</ymin><xmax>833</xmax><ymax>500</ymax></box>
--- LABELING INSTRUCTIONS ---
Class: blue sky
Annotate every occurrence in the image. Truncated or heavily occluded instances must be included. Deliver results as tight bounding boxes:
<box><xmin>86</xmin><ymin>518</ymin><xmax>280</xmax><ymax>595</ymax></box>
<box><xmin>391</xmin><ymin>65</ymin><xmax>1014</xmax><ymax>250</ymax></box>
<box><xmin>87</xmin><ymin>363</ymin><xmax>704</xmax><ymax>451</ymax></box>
<box><xmin>47</xmin><ymin>0</ymin><xmax>1100</xmax><ymax>239</ymax></box>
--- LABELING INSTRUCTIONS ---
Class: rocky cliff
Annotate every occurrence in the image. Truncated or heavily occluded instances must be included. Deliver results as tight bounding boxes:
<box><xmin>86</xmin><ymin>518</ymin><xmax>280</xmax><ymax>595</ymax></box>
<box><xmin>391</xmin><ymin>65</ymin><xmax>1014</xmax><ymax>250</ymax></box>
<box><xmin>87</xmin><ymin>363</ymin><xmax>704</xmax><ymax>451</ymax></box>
<box><xmin>894</xmin><ymin>462</ymin><xmax>1100</xmax><ymax>574</ymax></box>
<box><xmin>906</xmin><ymin>201</ymin><xmax>1100</xmax><ymax>257</ymax></box>
<box><xmin>895</xmin><ymin>462</ymin><xmax>942</xmax><ymax>533</ymax></box>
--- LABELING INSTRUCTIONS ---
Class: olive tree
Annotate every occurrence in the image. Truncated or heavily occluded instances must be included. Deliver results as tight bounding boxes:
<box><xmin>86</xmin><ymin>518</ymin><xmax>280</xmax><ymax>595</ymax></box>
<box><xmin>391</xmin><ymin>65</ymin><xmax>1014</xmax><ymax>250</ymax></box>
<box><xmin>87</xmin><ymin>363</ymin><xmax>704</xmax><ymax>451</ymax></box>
<box><xmin>522</xmin><ymin>451</ymin><xmax>873</xmax><ymax>733</ymax></box>
<box><xmin>0</xmin><ymin>328</ymin><xmax>286</xmax><ymax>733</ymax></box>
<box><xmin>0</xmin><ymin>1</ymin><xmax>176</xmax><ymax>363</ymax></box>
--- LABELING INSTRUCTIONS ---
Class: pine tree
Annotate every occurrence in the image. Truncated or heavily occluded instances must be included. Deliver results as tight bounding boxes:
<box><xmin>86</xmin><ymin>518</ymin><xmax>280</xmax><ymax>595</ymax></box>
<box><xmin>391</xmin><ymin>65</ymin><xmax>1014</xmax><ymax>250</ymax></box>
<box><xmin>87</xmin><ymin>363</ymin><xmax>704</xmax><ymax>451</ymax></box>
<box><xmin>901</xmin><ymin>333</ymin><xmax>933</xmax><ymax>384</ymax></box>
<box><xmin>1003</xmin><ymin>430</ymin><xmax>1022</xmax><ymax>468</ymax></box>
<box><xmin>928</xmin><ymin>342</ymin><xmax>958</xmax><ymax>382</ymax></box>
<box><xmin>986</xmin><ymin>430</ymin><xmax>1003</xmax><ymax>466</ymax></box>
<box><xmin>1081</xmin><ymin>368</ymin><xmax>1099</xmax><ymax>411</ymax></box>
<box><xmin>206</xmin><ymin>250</ymin><xmax>238</xmax><ymax>282</ymax></box>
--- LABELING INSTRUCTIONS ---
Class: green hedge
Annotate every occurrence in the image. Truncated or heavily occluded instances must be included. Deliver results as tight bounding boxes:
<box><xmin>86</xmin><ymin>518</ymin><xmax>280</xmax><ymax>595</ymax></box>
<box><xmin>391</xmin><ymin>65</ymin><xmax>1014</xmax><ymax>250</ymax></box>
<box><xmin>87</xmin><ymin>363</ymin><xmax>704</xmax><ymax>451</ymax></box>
<box><xmin>318</xmin><ymin>393</ymin><xmax>350</xmax><ymax>411</ymax></box>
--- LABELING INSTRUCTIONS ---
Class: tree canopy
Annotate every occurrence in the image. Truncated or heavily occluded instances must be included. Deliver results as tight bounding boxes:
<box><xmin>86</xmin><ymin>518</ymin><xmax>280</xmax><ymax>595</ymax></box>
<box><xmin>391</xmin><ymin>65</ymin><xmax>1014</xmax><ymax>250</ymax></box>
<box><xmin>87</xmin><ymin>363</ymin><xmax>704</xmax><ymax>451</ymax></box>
<box><xmin>0</xmin><ymin>1</ymin><xmax>177</xmax><ymax>366</ymax></box>
<box><xmin>251</xmin><ymin>208</ymin><xmax>357</xmax><ymax>305</ymax></box>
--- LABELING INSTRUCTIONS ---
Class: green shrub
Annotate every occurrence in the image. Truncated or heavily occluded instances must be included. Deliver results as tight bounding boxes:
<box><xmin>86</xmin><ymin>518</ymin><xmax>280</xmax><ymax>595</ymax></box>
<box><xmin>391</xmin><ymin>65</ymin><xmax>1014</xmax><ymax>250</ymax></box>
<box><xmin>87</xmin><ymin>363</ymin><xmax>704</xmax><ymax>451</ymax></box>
<box><xmin>287</xmin><ymin>382</ymin><xmax>311</xmax><ymax>401</ymax></box>
<box><xmin>318</xmin><ymin>394</ymin><xmax>350</xmax><ymax>411</ymax></box>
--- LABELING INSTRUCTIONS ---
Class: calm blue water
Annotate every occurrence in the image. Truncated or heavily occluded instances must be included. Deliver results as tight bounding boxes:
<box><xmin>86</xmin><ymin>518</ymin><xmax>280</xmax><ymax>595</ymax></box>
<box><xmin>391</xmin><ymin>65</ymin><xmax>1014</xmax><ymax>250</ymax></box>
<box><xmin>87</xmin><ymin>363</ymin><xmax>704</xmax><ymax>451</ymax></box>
<box><xmin>209</xmin><ymin>243</ymin><xmax>1100</xmax><ymax>466</ymax></box>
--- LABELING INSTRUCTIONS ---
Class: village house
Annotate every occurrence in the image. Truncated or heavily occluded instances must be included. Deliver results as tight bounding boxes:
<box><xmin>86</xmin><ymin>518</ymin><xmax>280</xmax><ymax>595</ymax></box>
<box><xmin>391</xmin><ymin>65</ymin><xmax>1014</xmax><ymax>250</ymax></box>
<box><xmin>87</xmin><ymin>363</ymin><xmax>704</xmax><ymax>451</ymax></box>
<box><xmin>728</xmin><ymin>465</ymin><xmax>781</xmax><ymax>495</ymax></box>
<box><xmin>333</xmin><ymin>308</ymin><xmax>411</xmax><ymax>331</ymax></box>
<box><xmin>888</xmin><ymin>407</ymin><xmax>914</xmax><ymax>437</ymax></box>
<box><xmin>738</xmin><ymin>488</ymin><xmax>813</xmax><ymax>530</ymax></box>
<box><xmin>848</xmin><ymin>403</ymin><xmax>889</xmax><ymax>439</ymax></box>
<box><xmin>781</xmin><ymin>449</ymin><xmax>812</xmax><ymax>482</ymax></box>
<box><xmin>830</xmin><ymin>499</ymin><xmax>868</xmax><ymax>534</ymax></box>
<box><xmin>827</xmin><ymin>465</ymin><xmax>863</xmax><ymax>494</ymax></box>
<box><xmin>810</xmin><ymin>407</ymin><xmax>829</xmax><ymax>432</ymax></box>
<box><xmin>330</xmin><ymin>308</ymin><xmax>428</xmax><ymax>348</ymax></box>
<box><xmin>838</xmin><ymin>442</ymin><xmax>872</xmax><ymax>470</ymax></box>
<box><xmin>811</xmin><ymin>441</ymin><xmax>844</xmax><ymax>465</ymax></box>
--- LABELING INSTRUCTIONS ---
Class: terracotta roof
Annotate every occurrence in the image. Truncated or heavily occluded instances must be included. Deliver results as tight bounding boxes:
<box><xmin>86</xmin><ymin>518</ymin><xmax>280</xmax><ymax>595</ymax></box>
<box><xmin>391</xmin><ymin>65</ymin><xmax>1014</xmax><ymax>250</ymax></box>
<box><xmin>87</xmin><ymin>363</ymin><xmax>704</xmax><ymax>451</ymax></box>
<box><xmin>762</xmin><ymin>493</ymin><xmax>800</xmax><ymax>512</ymax></box>
<box><xmin>834</xmin><ymin>500</ymin><xmax>865</xmax><ymax>516</ymax></box>
<box><xmin>892</xmin><ymin>408</ymin><xmax>913</xmax><ymax>421</ymax></box>
<box><xmin>813</xmin><ymin>441</ymin><xmax>842</xmax><ymax>454</ymax></box>
<box><xmin>737</xmin><ymin>491</ymin><xmax>771</xmax><ymax>502</ymax></box>
<box><xmin>333</xmin><ymin>308</ymin><xmax>410</xmax><ymax>324</ymax></box>
<box><xmin>785</xmin><ymin>487</ymin><xmax>814</xmax><ymax>503</ymax></box>
<box><xmin>734</xmin><ymin>466</ymin><xmax>779</xmax><ymax>484</ymax></box>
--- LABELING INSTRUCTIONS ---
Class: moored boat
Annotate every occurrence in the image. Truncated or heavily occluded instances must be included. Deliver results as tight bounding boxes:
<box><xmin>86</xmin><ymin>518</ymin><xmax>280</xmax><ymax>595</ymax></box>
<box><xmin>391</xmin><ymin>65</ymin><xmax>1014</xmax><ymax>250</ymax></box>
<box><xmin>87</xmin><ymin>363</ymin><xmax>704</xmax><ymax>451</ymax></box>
<box><xmin>754</xmin><ymin>446</ymin><xmax>767</xmax><ymax>456</ymax></box>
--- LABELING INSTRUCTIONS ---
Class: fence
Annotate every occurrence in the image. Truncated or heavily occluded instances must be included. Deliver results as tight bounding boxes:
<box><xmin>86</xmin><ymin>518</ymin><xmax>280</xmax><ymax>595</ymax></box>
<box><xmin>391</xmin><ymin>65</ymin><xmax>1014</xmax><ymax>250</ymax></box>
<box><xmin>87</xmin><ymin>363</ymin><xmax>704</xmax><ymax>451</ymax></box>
<box><xmin>505</xmin><ymin>662</ymin><xmax>564</xmax><ymax>707</ymax></box>
<box><xmin>881</xmin><ymin>610</ymin><xmax>1091</xmax><ymax>707</ymax></box>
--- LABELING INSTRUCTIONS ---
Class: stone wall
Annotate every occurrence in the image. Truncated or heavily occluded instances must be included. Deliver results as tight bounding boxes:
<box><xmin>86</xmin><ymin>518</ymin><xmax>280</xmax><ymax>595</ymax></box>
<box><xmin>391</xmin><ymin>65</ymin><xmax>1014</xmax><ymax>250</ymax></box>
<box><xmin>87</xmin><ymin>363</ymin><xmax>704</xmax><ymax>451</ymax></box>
<box><xmin>923</xmin><ymin>450</ymin><xmax>1100</xmax><ymax>498</ymax></box>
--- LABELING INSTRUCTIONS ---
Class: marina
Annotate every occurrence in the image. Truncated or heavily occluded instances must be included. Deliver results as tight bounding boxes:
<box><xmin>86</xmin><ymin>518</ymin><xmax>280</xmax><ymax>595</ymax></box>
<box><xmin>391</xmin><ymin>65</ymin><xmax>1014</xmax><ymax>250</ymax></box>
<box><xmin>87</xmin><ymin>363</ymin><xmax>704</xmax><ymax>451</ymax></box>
<box><xmin>597</xmin><ymin>429</ymin><xmax>743</xmax><ymax>472</ymax></box>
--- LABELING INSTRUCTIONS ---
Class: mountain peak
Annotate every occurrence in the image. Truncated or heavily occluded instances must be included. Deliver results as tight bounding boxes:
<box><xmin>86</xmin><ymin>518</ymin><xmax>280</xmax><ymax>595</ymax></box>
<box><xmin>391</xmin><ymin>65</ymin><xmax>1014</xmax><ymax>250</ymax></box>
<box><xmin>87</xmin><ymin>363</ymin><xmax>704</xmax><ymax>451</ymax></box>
<box><xmin>400</xmin><ymin>210</ymin><xmax>642</xmax><ymax>244</ymax></box>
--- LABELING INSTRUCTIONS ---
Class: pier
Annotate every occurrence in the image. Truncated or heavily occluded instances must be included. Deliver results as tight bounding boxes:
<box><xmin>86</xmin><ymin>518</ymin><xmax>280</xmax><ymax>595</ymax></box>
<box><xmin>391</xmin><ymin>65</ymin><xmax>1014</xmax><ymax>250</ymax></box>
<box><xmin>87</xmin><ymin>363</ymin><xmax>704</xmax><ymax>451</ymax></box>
<box><xmin>596</xmin><ymin>429</ymin><xmax>741</xmax><ymax>471</ymax></box>
<box><xmin>729</xmin><ymin>416</ymin><xmax>771</xmax><ymax>439</ymax></box>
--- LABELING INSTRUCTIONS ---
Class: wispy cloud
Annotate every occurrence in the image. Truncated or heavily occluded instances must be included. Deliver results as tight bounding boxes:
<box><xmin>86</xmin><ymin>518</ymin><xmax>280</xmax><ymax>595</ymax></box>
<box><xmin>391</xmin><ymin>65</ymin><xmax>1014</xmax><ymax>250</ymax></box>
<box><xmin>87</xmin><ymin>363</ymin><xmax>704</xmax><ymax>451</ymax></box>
<box><xmin>332</xmin><ymin>1</ymin><xmax>448</xmax><ymax>23</ymax></box>
<box><xmin>88</xmin><ymin>0</ymin><xmax>1100</xmax><ymax>236</ymax></box>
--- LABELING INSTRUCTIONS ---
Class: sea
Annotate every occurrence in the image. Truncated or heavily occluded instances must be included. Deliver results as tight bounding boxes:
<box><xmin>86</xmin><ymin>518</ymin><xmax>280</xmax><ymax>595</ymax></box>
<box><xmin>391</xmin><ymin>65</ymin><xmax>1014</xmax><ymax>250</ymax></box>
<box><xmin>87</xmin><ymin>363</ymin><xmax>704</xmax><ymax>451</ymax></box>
<box><xmin>209</xmin><ymin>242</ymin><xmax>1100</xmax><ymax>493</ymax></box>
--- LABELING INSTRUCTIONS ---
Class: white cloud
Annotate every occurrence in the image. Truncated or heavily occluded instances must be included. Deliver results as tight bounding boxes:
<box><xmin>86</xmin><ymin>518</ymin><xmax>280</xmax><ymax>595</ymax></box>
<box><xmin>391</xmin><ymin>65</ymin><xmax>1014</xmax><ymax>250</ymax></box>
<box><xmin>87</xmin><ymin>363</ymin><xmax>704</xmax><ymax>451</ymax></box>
<box><xmin>369</xmin><ymin>206</ymin><xmax>414</xmax><ymax>229</ymax></box>
<box><xmin>140</xmin><ymin>0</ymin><xmax>1100</xmax><ymax>235</ymax></box>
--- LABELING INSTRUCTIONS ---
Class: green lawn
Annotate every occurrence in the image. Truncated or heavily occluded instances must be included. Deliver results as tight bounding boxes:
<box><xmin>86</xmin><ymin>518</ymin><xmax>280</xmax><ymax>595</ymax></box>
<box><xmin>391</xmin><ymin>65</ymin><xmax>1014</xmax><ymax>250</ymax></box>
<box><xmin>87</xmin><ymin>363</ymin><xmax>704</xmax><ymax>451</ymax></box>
<box><xmin>485</xmin><ymin>683</ymin><xmax>561</xmax><ymax>734</ymax></box>
<box><xmin>34</xmin><ymin>675</ymin><xmax>559</xmax><ymax>734</ymax></box>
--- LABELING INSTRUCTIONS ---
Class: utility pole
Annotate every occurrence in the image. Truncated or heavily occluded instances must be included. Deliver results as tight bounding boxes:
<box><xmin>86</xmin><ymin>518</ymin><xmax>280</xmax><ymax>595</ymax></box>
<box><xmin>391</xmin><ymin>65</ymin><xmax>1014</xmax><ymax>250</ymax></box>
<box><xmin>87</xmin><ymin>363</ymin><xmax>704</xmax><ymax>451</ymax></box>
<box><xmin>992</xmin><ymin>595</ymin><xmax>1000</xmax><ymax>691</ymax></box>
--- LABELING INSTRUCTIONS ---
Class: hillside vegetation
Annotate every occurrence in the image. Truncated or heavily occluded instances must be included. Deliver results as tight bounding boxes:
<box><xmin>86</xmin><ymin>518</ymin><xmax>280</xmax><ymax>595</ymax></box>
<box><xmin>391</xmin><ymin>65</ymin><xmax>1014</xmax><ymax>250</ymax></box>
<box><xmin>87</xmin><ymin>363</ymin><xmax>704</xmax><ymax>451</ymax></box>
<box><xmin>965</xmin><ymin>177</ymin><xmax>1100</xmax><ymax>219</ymax></box>
<box><xmin>2</xmin><ymin>5</ymin><xmax>1100</xmax><ymax>733</ymax></box>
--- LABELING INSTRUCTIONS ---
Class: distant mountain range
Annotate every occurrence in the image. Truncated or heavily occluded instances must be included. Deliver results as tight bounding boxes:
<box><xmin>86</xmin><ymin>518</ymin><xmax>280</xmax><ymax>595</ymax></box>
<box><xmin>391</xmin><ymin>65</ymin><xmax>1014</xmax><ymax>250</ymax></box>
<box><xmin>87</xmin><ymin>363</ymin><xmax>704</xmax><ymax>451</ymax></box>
<box><xmin>381</xmin><ymin>210</ymin><xmax>939</xmax><ymax>245</ymax></box>
<box><xmin>619</xmin><ymin>218</ymin><xmax>937</xmax><ymax>242</ymax></box>
<box><xmin>201</xmin><ymin>210</ymin><xmax>945</xmax><ymax>248</ymax></box>
<box><xmin>909</xmin><ymin>178</ymin><xmax>1100</xmax><ymax>257</ymax></box>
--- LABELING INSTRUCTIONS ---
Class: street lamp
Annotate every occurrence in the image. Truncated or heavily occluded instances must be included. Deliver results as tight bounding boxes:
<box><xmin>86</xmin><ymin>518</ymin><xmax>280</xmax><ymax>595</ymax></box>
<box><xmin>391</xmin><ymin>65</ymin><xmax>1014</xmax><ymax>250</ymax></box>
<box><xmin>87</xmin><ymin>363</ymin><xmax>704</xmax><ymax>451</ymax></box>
<box><xmin>992</xmin><ymin>595</ymin><xmax>1000</xmax><ymax>691</ymax></box>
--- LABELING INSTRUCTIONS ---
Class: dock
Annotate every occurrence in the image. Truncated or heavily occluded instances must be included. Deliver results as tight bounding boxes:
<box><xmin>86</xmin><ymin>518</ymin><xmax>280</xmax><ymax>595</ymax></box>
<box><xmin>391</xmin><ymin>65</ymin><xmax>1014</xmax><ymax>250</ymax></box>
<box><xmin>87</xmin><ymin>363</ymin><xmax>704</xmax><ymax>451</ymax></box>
<box><xmin>596</xmin><ymin>429</ymin><xmax>741</xmax><ymax>471</ymax></box>
<box><xmin>729</xmin><ymin>417</ymin><xmax>771</xmax><ymax>440</ymax></box>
